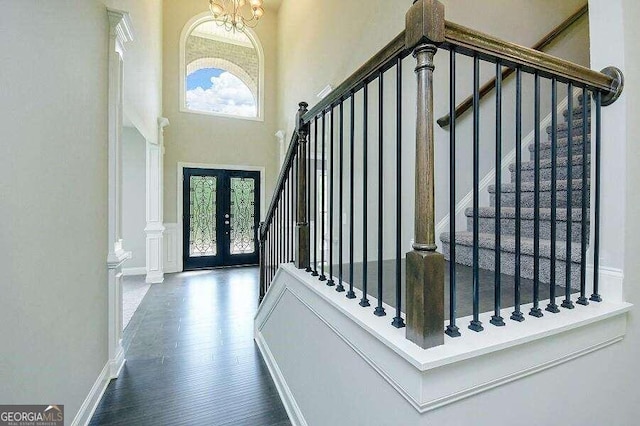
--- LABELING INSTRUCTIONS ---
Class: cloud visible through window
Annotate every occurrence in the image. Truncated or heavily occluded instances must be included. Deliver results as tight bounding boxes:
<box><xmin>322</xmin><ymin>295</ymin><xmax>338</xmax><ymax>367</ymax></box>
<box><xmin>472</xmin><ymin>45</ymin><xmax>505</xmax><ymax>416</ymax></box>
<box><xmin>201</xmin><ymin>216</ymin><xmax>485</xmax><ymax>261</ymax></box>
<box><xmin>186</xmin><ymin>68</ymin><xmax>257</xmax><ymax>117</ymax></box>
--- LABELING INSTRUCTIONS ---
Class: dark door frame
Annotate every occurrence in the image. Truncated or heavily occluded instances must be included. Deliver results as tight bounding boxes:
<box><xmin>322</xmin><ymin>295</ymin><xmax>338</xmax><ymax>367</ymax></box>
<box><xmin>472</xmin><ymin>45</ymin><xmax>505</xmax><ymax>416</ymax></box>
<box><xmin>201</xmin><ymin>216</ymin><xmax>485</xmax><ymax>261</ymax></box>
<box><xmin>182</xmin><ymin>167</ymin><xmax>261</xmax><ymax>270</ymax></box>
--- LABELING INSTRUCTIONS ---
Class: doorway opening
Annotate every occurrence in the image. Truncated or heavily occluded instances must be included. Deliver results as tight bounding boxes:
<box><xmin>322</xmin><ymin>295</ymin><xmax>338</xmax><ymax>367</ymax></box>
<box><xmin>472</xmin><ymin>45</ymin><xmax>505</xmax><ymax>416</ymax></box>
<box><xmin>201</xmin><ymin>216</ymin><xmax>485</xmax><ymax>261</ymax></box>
<box><xmin>183</xmin><ymin>168</ymin><xmax>260</xmax><ymax>270</ymax></box>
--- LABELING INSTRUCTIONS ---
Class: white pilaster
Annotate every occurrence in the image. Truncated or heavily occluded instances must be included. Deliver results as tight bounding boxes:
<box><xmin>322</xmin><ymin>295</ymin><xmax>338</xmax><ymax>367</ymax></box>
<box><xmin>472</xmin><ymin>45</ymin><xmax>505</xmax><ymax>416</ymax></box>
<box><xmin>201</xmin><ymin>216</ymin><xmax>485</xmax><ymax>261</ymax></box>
<box><xmin>145</xmin><ymin>117</ymin><xmax>169</xmax><ymax>284</ymax></box>
<box><xmin>107</xmin><ymin>8</ymin><xmax>133</xmax><ymax>378</ymax></box>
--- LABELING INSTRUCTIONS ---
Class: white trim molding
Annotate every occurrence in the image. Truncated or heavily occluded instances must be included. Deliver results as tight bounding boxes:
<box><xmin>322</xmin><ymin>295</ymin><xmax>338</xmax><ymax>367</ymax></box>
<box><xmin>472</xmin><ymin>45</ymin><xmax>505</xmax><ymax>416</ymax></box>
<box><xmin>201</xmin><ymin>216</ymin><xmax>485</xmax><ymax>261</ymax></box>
<box><xmin>106</xmin><ymin>7</ymin><xmax>133</xmax><ymax>380</ymax></box>
<box><xmin>144</xmin><ymin>117</ymin><xmax>169</xmax><ymax>284</ymax></box>
<box><xmin>70</xmin><ymin>362</ymin><xmax>111</xmax><ymax>426</ymax></box>
<box><xmin>123</xmin><ymin>267</ymin><xmax>147</xmax><ymax>276</ymax></box>
<box><xmin>178</xmin><ymin>12</ymin><xmax>265</xmax><ymax>122</ymax></box>
<box><xmin>256</xmin><ymin>265</ymin><xmax>631</xmax><ymax>424</ymax></box>
<box><xmin>164</xmin><ymin>223</ymin><xmax>180</xmax><ymax>274</ymax></box>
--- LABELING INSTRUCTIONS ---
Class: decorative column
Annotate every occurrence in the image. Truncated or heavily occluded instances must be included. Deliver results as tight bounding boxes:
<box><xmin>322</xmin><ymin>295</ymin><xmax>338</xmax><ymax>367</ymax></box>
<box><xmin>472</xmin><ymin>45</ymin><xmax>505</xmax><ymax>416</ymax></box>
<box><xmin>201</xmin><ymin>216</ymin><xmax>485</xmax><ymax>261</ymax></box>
<box><xmin>295</xmin><ymin>102</ymin><xmax>310</xmax><ymax>269</ymax></box>
<box><xmin>107</xmin><ymin>8</ymin><xmax>133</xmax><ymax>378</ymax></box>
<box><xmin>404</xmin><ymin>0</ymin><xmax>446</xmax><ymax>349</ymax></box>
<box><xmin>145</xmin><ymin>117</ymin><xmax>169</xmax><ymax>284</ymax></box>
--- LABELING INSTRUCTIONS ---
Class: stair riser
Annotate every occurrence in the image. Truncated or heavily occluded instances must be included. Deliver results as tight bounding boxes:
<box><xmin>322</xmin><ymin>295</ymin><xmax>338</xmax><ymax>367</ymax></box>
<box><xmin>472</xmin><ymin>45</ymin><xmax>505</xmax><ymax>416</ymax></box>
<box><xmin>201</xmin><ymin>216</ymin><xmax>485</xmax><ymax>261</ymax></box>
<box><xmin>467</xmin><ymin>217</ymin><xmax>588</xmax><ymax>244</ymax></box>
<box><xmin>537</xmin><ymin>144</ymin><xmax>590</xmax><ymax>161</ymax></box>
<box><xmin>442</xmin><ymin>242</ymin><xmax>582</xmax><ymax>288</ymax></box>
<box><xmin>513</xmin><ymin>165</ymin><xmax>590</xmax><ymax>183</ymax></box>
<box><xmin>490</xmin><ymin>191</ymin><xmax>588</xmax><ymax>209</ymax></box>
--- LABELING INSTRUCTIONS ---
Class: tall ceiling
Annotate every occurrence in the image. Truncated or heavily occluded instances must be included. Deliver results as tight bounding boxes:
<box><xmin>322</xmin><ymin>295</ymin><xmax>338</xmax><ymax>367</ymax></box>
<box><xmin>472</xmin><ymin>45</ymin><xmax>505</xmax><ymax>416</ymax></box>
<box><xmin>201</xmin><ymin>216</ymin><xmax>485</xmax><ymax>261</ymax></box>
<box><xmin>263</xmin><ymin>0</ymin><xmax>282</xmax><ymax>11</ymax></box>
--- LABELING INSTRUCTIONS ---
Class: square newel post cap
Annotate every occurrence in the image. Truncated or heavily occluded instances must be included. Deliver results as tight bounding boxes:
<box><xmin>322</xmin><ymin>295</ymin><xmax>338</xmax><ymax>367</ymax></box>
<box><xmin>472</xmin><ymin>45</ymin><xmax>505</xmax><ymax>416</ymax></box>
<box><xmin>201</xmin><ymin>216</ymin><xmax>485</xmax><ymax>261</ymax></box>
<box><xmin>405</xmin><ymin>0</ymin><xmax>445</xmax><ymax>50</ymax></box>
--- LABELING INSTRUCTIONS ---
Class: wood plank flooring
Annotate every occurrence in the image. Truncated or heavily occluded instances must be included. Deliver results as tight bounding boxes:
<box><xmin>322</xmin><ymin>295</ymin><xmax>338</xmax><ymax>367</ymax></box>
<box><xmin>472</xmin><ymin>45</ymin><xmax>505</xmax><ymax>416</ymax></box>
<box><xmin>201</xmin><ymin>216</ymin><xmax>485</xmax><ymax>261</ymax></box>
<box><xmin>90</xmin><ymin>267</ymin><xmax>291</xmax><ymax>426</ymax></box>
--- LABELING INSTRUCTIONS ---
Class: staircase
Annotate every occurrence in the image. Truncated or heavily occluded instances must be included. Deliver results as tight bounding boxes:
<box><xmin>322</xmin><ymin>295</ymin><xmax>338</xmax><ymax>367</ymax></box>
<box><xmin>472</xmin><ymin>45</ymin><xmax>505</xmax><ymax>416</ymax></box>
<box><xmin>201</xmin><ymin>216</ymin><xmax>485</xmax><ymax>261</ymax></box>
<box><xmin>441</xmin><ymin>95</ymin><xmax>591</xmax><ymax>286</ymax></box>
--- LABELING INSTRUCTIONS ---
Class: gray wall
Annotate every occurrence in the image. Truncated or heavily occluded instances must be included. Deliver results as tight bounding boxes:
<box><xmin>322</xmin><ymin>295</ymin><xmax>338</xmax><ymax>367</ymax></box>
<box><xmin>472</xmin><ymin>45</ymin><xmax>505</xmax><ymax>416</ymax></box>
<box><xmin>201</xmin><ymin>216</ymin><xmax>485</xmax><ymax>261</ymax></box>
<box><xmin>0</xmin><ymin>0</ymin><xmax>110</xmax><ymax>418</ymax></box>
<box><xmin>122</xmin><ymin>127</ymin><xmax>147</xmax><ymax>269</ymax></box>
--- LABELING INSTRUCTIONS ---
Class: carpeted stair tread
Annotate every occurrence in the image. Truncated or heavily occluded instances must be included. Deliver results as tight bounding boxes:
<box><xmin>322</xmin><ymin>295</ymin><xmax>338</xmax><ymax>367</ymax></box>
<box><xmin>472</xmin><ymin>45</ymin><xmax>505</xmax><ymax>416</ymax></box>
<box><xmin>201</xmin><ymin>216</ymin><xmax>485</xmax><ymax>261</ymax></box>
<box><xmin>464</xmin><ymin>206</ymin><xmax>588</xmax><ymax>222</ymax></box>
<box><xmin>510</xmin><ymin>154</ymin><xmax>589</xmax><ymax>172</ymax></box>
<box><xmin>528</xmin><ymin>134</ymin><xmax>589</xmax><ymax>153</ymax></box>
<box><xmin>440</xmin><ymin>231</ymin><xmax>582</xmax><ymax>263</ymax></box>
<box><xmin>488</xmin><ymin>178</ymin><xmax>589</xmax><ymax>194</ymax></box>
<box><xmin>546</xmin><ymin>117</ymin><xmax>590</xmax><ymax>135</ymax></box>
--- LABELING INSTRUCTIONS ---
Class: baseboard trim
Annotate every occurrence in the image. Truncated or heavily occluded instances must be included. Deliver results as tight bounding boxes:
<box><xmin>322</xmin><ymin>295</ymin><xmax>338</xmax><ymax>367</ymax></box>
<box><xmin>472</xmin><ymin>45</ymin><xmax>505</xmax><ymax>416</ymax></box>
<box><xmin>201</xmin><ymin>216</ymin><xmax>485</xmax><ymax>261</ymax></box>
<box><xmin>70</xmin><ymin>362</ymin><xmax>111</xmax><ymax>426</ymax></box>
<box><xmin>255</xmin><ymin>331</ymin><xmax>308</xmax><ymax>426</ymax></box>
<box><xmin>109</xmin><ymin>347</ymin><xmax>126</xmax><ymax>379</ymax></box>
<box><xmin>145</xmin><ymin>271</ymin><xmax>164</xmax><ymax>284</ymax></box>
<box><xmin>122</xmin><ymin>267</ymin><xmax>146</xmax><ymax>276</ymax></box>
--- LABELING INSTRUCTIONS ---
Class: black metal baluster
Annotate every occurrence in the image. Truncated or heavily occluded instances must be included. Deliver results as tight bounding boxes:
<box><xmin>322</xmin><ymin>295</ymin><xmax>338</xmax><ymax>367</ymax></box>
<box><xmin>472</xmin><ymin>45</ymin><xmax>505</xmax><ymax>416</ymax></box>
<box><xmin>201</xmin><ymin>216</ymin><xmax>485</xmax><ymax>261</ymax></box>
<box><xmin>562</xmin><ymin>83</ymin><xmax>576</xmax><ymax>310</ymax></box>
<box><xmin>360</xmin><ymin>83</ymin><xmax>370</xmax><ymax>307</ymax></box>
<box><xmin>375</xmin><ymin>70</ymin><xmax>386</xmax><ymax>317</ymax></box>
<box><xmin>392</xmin><ymin>57</ymin><xmax>405</xmax><ymax>328</ymax></box>
<box><xmin>328</xmin><ymin>107</ymin><xmax>336</xmax><ymax>286</ymax></box>
<box><xmin>491</xmin><ymin>60</ymin><xmax>506</xmax><ymax>326</ymax></box>
<box><xmin>447</xmin><ymin>49</ymin><xmax>462</xmax><ymax>335</ymax></box>
<box><xmin>306</xmin><ymin>120</ymin><xmax>312</xmax><ymax>273</ymax></box>
<box><xmin>320</xmin><ymin>112</ymin><xmax>327</xmax><ymax>281</ymax></box>
<box><xmin>511</xmin><ymin>68</ymin><xmax>525</xmax><ymax>323</ymax></box>
<box><xmin>469</xmin><ymin>54</ymin><xmax>483</xmax><ymax>332</ymax></box>
<box><xmin>312</xmin><ymin>118</ymin><xmax>319</xmax><ymax>276</ymax></box>
<box><xmin>530</xmin><ymin>72</ymin><xmax>543</xmax><ymax>317</ymax></box>
<box><xmin>547</xmin><ymin>78</ymin><xmax>561</xmax><ymax>313</ymax></box>
<box><xmin>283</xmin><ymin>174</ymin><xmax>287</xmax><ymax>264</ymax></box>
<box><xmin>577</xmin><ymin>87</ymin><xmax>589</xmax><ymax>306</ymax></box>
<box><xmin>591</xmin><ymin>91</ymin><xmax>602</xmax><ymax>302</ymax></box>
<box><xmin>347</xmin><ymin>93</ymin><xmax>357</xmax><ymax>299</ymax></box>
<box><xmin>337</xmin><ymin>101</ymin><xmax>346</xmax><ymax>293</ymax></box>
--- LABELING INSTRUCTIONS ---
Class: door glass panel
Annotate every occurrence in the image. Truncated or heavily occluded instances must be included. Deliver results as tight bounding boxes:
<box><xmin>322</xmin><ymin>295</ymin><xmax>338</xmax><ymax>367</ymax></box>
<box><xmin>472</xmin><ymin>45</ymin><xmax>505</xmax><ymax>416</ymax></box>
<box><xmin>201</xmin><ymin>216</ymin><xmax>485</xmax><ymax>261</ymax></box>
<box><xmin>189</xmin><ymin>175</ymin><xmax>217</xmax><ymax>257</ymax></box>
<box><xmin>230</xmin><ymin>177</ymin><xmax>256</xmax><ymax>254</ymax></box>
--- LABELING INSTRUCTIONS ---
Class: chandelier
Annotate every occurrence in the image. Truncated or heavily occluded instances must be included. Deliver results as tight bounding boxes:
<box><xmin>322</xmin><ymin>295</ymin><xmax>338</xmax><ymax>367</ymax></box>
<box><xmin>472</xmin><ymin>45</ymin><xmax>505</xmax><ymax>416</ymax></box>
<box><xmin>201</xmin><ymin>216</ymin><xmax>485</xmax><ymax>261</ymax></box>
<box><xmin>209</xmin><ymin>0</ymin><xmax>265</xmax><ymax>32</ymax></box>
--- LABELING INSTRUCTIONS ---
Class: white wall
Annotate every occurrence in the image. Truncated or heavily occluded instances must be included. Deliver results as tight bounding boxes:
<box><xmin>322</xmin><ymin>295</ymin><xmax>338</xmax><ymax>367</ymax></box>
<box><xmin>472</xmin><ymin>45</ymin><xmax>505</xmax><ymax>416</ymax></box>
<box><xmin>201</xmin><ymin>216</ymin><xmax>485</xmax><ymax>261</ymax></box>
<box><xmin>122</xmin><ymin>127</ymin><xmax>147</xmax><ymax>269</ymax></box>
<box><xmin>162</xmin><ymin>0</ymin><xmax>280</xmax><ymax>224</ymax></box>
<box><xmin>105</xmin><ymin>0</ymin><xmax>163</xmax><ymax>144</ymax></box>
<box><xmin>274</xmin><ymin>0</ymin><xmax>640</xmax><ymax>423</ymax></box>
<box><xmin>0</xmin><ymin>0</ymin><xmax>110</xmax><ymax>419</ymax></box>
<box><xmin>0</xmin><ymin>0</ymin><xmax>162</xmax><ymax>422</ymax></box>
<box><xmin>281</xmin><ymin>0</ymin><xmax>590</xmax><ymax>262</ymax></box>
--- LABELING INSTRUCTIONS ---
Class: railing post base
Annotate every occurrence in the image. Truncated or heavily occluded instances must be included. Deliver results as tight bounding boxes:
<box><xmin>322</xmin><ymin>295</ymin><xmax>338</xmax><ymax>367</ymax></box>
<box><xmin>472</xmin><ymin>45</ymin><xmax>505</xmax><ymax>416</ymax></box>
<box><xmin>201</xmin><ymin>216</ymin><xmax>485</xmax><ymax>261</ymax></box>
<box><xmin>294</xmin><ymin>225</ymin><xmax>310</xmax><ymax>270</ymax></box>
<box><xmin>406</xmin><ymin>250</ymin><xmax>445</xmax><ymax>349</ymax></box>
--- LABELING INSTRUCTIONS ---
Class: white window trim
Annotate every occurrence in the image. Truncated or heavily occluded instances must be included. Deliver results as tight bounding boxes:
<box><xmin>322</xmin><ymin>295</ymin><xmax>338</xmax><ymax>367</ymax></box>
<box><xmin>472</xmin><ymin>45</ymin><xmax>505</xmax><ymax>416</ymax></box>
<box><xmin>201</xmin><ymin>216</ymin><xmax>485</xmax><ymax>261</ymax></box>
<box><xmin>179</xmin><ymin>12</ymin><xmax>265</xmax><ymax>122</ymax></box>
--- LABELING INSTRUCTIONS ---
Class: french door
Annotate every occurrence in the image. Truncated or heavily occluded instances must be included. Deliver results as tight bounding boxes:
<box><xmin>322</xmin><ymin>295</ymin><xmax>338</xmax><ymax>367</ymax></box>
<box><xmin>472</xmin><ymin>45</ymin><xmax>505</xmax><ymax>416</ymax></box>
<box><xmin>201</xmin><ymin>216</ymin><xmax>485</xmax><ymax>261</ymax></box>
<box><xmin>183</xmin><ymin>168</ymin><xmax>260</xmax><ymax>270</ymax></box>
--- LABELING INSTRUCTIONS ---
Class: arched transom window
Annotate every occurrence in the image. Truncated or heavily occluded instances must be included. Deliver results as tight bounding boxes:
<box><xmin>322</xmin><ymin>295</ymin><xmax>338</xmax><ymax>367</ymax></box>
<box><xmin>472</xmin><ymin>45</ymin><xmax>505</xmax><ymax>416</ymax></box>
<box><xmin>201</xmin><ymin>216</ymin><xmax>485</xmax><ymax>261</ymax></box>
<box><xmin>181</xmin><ymin>16</ymin><xmax>263</xmax><ymax>119</ymax></box>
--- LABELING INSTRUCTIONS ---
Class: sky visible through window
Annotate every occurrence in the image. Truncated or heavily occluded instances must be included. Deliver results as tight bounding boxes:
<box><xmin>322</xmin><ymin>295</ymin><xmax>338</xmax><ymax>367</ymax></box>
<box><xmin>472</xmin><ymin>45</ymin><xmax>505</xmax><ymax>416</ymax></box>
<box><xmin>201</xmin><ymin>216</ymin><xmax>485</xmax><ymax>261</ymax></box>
<box><xmin>186</xmin><ymin>68</ymin><xmax>257</xmax><ymax>117</ymax></box>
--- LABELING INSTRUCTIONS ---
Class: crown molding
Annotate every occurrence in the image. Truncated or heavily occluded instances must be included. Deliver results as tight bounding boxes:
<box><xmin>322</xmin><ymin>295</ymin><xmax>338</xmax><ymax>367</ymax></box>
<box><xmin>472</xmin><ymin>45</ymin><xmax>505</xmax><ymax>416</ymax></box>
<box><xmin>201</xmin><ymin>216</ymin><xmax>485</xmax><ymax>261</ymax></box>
<box><xmin>107</xmin><ymin>8</ymin><xmax>134</xmax><ymax>51</ymax></box>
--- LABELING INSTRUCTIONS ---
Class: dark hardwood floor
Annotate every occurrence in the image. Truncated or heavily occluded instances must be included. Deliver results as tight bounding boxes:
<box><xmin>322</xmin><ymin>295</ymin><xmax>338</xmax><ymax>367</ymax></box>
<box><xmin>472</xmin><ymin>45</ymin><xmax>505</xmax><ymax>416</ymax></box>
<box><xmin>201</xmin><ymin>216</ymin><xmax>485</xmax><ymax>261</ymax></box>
<box><xmin>91</xmin><ymin>261</ymin><xmax>571</xmax><ymax>424</ymax></box>
<box><xmin>90</xmin><ymin>267</ymin><xmax>291</xmax><ymax>426</ymax></box>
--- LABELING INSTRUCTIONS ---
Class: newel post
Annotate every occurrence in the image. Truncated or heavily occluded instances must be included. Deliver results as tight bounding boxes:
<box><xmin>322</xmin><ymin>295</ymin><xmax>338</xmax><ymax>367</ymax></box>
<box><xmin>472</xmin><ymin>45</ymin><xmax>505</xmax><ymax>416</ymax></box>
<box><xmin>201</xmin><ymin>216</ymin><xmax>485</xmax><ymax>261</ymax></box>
<box><xmin>405</xmin><ymin>0</ymin><xmax>446</xmax><ymax>349</ymax></box>
<box><xmin>295</xmin><ymin>102</ymin><xmax>311</xmax><ymax>270</ymax></box>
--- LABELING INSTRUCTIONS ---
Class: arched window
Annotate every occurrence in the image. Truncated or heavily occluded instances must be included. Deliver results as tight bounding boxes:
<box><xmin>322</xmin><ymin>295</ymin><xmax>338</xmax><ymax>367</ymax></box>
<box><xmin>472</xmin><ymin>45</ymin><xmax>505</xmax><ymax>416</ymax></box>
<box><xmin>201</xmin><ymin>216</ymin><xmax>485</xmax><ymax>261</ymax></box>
<box><xmin>180</xmin><ymin>14</ymin><xmax>264</xmax><ymax>120</ymax></box>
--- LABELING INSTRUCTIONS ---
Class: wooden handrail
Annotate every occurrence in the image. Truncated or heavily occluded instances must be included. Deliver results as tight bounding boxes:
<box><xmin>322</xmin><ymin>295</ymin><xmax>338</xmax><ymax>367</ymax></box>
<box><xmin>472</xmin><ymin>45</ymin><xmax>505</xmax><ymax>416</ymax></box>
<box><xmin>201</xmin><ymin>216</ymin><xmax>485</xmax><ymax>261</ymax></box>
<box><xmin>438</xmin><ymin>4</ymin><xmax>589</xmax><ymax>128</ymax></box>
<box><xmin>260</xmin><ymin>131</ymin><xmax>299</xmax><ymax>241</ymax></box>
<box><xmin>302</xmin><ymin>32</ymin><xmax>409</xmax><ymax>123</ymax></box>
